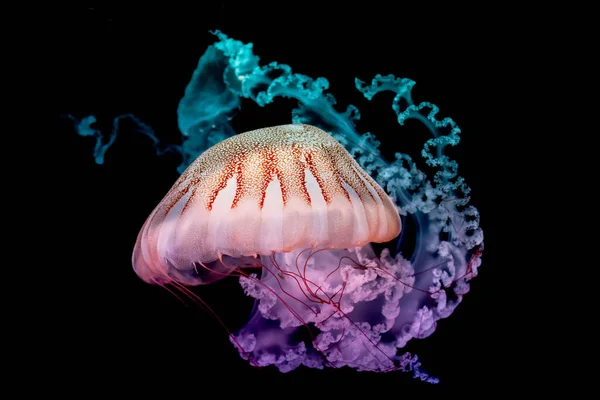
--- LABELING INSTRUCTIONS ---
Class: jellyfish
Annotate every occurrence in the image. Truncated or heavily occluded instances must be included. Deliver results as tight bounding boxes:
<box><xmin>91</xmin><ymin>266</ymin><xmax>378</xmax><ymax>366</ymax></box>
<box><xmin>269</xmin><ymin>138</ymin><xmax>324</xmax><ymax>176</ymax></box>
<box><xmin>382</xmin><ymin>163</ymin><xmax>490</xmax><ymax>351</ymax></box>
<box><xmin>71</xmin><ymin>30</ymin><xmax>483</xmax><ymax>383</ymax></box>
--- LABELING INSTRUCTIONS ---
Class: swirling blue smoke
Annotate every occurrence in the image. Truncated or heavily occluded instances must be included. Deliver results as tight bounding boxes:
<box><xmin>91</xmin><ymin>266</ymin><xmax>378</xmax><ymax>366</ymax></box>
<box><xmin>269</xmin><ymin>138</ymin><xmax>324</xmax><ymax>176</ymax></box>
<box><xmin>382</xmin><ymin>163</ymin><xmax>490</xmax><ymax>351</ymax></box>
<box><xmin>70</xmin><ymin>30</ymin><xmax>483</xmax><ymax>384</ymax></box>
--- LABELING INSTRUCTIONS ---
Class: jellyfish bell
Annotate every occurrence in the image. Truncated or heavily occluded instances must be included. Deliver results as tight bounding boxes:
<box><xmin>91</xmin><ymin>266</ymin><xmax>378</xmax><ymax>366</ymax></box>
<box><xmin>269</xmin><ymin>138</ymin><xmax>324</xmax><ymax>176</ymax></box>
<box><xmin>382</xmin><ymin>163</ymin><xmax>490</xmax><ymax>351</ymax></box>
<box><xmin>132</xmin><ymin>124</ymin><xmax>401</xmax><ymax>287</ymax></box>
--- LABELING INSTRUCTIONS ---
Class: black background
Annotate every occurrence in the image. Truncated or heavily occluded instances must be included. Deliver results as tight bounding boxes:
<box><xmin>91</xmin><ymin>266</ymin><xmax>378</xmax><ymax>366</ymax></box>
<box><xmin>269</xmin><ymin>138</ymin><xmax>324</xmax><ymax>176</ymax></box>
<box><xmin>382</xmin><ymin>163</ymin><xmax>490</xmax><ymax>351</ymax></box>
<box><xmin>43</xmin><ymin>4</ymin><xmax>526</xmax><ymax>390</ymax></box>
